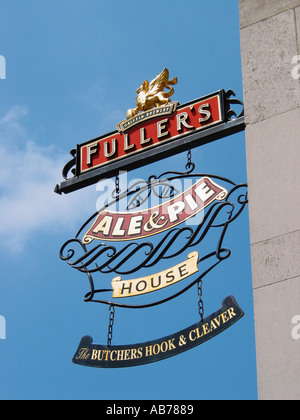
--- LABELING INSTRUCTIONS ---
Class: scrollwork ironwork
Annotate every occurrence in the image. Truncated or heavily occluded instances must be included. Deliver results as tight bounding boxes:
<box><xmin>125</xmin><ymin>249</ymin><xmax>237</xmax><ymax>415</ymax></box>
<box><xmin>225</xmin><ymin>89</ymin><xmax>244</xmax><ymax>120</ymax></box>
<box><xmin>60</xmin><ymin>168</ymin><xmax>248</xmax><ymax>310</ymax></box>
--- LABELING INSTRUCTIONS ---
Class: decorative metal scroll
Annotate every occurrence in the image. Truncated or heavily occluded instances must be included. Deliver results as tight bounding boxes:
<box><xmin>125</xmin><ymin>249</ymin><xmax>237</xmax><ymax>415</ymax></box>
<box><xmin>60</xmin><ymin>166</ymin><xmax>248</xmax><ymax>310</ymax></box>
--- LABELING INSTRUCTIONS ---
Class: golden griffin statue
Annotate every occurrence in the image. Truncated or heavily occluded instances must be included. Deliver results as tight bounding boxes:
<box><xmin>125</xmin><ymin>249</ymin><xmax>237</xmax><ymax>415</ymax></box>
<box><xmin>126</xmin><ymin>68</ymin><xmax>178</xmax><ymax>120</ymax></box>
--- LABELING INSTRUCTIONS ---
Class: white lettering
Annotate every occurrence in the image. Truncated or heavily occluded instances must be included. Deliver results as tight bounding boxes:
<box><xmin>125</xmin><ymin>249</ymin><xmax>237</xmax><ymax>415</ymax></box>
<box><xmin>177</xmin><ymin>112</ymin><xmax>194</xmax><ymax>131</ymax></box>
<box><xmin>112</xmin><ymin>217</ymin><xmax>126</xmax><ymax>236</ymax></box>
<box><xmin>184</xmin><ymin>193</ymin><xmax>199</xmax><ymax>211</ymax></box>
<box><xmin>292</xmin><ymin>55</ymin><xmax>300</xmax><ymax>80</ymax></box>
<box><xmin>93</xmin><ymin>215</ymin><xmax>113</xmax><ymax>236</ymax></box>
<box><xmin>0</xmin><ymin>315</ymin><xmax>6</xmax><ymax>340</ymax></box>
<box><xmin>167</xmin><ymin>201</ymin><xmax>186</xmax><ymax>223</ymax></box>
<box><xmin>194</xmin><ymin>182</ymin><xmax>215</xmax><ymax>201</ymax></box>
<box><xmin>124</xmin><ymin>134</ymin><xmax>135</xmax><ymax>151</ymax></box>
<box><xmin>157</xmin><ymin>119</ymin><xmax>169</xmax><ymax>139</ymax></box>
<box><xmin>292</xmin><ymin>315</ymin><xmax>300</xmax><ymax>340</ymax></box>
<box><xmin>104</xmin><ymin>139</ymin><xmax>117</xmax><ymax>158</ymax></box>
<box><xmin>140</xmin><ymin>127</ymin><xmax>152</xmax><ymax>145</ymax></box>
<box><xmin>0</xmin><ymin>55</ymin><xmax>6</xmax><ymax>80</ymax></box>
<box><xmin>199</xmin><ymin>103</ymin><xmax>211</xmax><ymax>122</ymax></box>
<box><xmin>128</xmin><ymin>215</ymin><xmax>143</xmax><ymax>235</ymax></box>
<box><xmin>86</xmin><ymin>142</ymin><xmax>98</xmax><ymax>165</ymax></box>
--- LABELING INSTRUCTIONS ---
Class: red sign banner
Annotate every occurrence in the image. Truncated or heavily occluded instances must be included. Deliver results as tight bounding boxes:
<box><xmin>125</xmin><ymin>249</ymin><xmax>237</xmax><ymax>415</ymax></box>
<box><xmin>79</xmin><ymin>92</ymin><xmax>223</xmax><ymax>175</ymax></box>
<box><xmin>83</xmin><ymin>177</ymin><xmax>227</xmax><ymax>243</ymax></box>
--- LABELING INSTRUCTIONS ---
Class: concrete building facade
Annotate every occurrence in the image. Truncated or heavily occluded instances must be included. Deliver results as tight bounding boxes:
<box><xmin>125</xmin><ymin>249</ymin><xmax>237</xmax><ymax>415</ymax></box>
<box><xmin>239</xmin><ymin>0</ymin><xmax>300</xmax><ymax>400</ymax></box>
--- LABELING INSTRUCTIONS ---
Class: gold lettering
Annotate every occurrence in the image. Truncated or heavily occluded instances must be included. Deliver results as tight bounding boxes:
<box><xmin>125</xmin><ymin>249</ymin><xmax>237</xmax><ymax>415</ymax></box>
<box><xmin>227</xmin><ymin>307</ymin><xmax>237</xmax><ymax>319</ymax></box>
<box><xmin>110</xmin><ymin>350</ymin><xmax>117</xmax><ymax>361</ymax></box>
<box><xmin>202</xmin><ymin>323</ymin><xmax>210</xmax><ymax>335</ymax></box>
<box><xmin>210</xmin><ymin>320</ymin><xmax>218</xmax><ymax>330</ymax></box>
<box><xmin>145</xmin><ymin>345</ymin><xmax>152</xmax><ymax>357</ymax></box>
<box><xmin>130</xmin><ymin>348</ymin><xmax>137</xmax><ymax>359</ymax></box>
<box><xmin>160</xmin><ymin>341</ymin><xmax>168</xmax><ymax>353</ymax></box>
<box><xmin>213</xmin><ymin>315</ymin><xmax>221</xmax><ymax>327</ymax></box>
<box><xmin>76</xmin><ymin>348</ymin><xmax>90</xmax><ymax>360</ymax></box>
<box><xmin>221</xmin><ymin>311</ymin><xmax>229</xmax><ymax>324</ymax></box>
<box><xmin>196</xmin><ymin>327</ymin><xmax>203</xmax><ymax>339</ymax></box>
<box><xmin>91</xmin><ymin>349</ymin><xmax>98</xmax><ymax>360</ymax></box>
<box><xmin>152</xmin><ymin>344</ymin><xmax>160</xmax><ymax>355</ymax></box>
<box><xmin>117</xmin><ymin>350</ymin><xmax>124</xmax><ymax>360</ymax></box>
<box><xmin>189</xmin><ymin>329</ymin><xmax>197</xmax><ymax>341</ymax></box>
<box><xmin>168</xmin><ymin>338</ymin><xmax>176</xmax><ymax>350</ymax></box>
<box><xmin>143</xmin><ymin>211</ymin><xmax>167</xmax><ymax>232</ymax></box>
<box><xmin>124</xmin><ymin>349</ymin><xmax>131</xmax><ymax>360</ymax></box>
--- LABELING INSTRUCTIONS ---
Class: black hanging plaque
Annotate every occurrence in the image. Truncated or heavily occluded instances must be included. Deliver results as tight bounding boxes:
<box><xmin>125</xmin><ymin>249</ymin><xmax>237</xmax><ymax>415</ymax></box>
<box><xmin>72</xmin><ymin>295</ymin><xmax>244</xmax><ymax>368</ymax></box>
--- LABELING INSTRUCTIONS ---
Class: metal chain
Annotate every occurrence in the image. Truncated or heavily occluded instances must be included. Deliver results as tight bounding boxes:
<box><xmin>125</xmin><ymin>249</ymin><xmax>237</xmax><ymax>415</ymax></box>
<box><xmin>197</xmin><ymin>279</ymin><xmax>204</xmax><ymax>323</ymax></box>
<box><xmin>185</xmin><ymin>149</ymin><xmax>195</xmax><ymax>171</ymax></box>
<box><xmin>115</xmin><ymin>174</ymin><xmax>120</xmax><ymax>195</ymax></box>
<box><xmin>107</xmin><ymin>304</ymin><xmax>115</xmax><ymax>348</ymax></box>
<box><xmin>113</xmin><ymin>175</ymin><xmax>121</xmax><ymax>209</ymax></box>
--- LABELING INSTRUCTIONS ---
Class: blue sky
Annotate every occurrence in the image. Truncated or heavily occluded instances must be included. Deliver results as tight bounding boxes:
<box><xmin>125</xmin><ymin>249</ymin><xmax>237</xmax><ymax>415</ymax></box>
<box><xmin>0</xmin><ymin>0</ymin><xmax>257</xmax><ymax>400</ymax></box>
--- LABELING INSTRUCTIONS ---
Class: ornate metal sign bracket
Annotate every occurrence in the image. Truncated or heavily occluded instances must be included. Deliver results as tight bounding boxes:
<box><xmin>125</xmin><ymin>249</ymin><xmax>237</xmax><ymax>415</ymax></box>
<box><xmin>60</xmin><ymin>167</ymin><xmax>248</xmax><ymax>308</ymax></box>
<box><xmin>59</xmin><ymin>164</ymin><xmax>248</xmax><ymax>367</ymax></box>
<box><xmin>56</xmin><ymin>70</ymin><xmax>247</xmax><ymax>368</ymax></box>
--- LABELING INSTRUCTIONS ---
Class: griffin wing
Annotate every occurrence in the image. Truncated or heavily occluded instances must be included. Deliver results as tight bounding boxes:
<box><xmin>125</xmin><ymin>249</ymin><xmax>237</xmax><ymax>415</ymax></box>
<box><xmin>147</xmin><ymin>68</ymin><xmax>169</xmax><ymax>96</ymax></box>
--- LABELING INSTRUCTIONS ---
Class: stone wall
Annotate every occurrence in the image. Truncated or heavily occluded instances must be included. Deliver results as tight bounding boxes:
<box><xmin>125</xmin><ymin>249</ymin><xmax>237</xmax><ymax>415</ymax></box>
<box><xmin>239</xmin><ymin>0</ymin><xmax>300</xmax><ymax>400</ymax></box>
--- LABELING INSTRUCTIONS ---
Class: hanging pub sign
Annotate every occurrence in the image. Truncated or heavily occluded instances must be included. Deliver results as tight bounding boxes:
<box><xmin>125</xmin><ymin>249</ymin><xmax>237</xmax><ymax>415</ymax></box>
<box><xmin>73</xmin><ymin>296</ymin><xmax>244</xmax><ymax>368</ymax></box>
<box><xmin>55</xmin><ymin>68</ymin><xmax>244</xmax><ymax>195</ymax></box>
<box><xmin>57</xmin><ymin>68</ymin><xmax>247</xmax><ymax>368</ymax></box>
